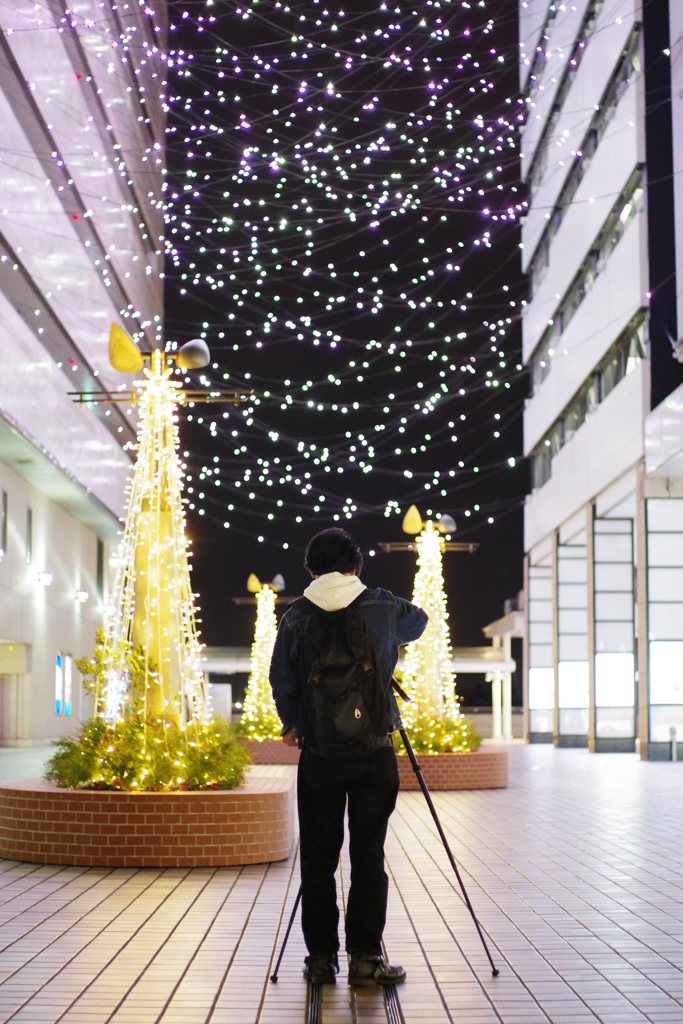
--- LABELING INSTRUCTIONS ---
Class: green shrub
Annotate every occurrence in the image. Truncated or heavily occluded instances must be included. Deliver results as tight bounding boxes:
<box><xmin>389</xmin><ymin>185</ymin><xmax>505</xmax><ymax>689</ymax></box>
<box><xmin>45</xmin><ymin>713</ymin><xmax>249</xmax><ymax>791</ymax></box>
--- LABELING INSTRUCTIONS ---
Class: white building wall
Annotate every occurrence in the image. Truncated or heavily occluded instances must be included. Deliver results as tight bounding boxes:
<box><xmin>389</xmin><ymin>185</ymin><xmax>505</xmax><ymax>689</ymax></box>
<box><xmin>522</xmin><ymin>76</ymin><xmax>646</xmax><ymax>363</ymax></box>
<box><xmin>670</xmin><ymin>5</ymin><xmax>683</xmax><ymax>335</ymax></box>
<box><xmin>521</xmin><ymin>1</ymin><xmax>641</xmax><ymax>266</ymax></box>
<box><xmin>524</xmin><ymin>223</ymin><xmax>648</xmax><ymax>454</ymax></box>
<box><xmin>0</xmin><ymin>459</ymin><xmax>104</xmax><ymax>744</ymax></box>
<box><xmin>0</xmin><ymin>2</ymin><xmax>167</xmax><ymax>743</ymax></box>
<box><xmin>525</xmin><ymin>359</ymin><xmax>648</xmax><ymax>552</ymax></box>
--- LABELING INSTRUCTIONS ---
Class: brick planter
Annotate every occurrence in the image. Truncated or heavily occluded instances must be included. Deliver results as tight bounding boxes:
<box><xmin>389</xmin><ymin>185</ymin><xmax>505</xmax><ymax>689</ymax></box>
<box><xmin>0</xmin><ymin>767</ymin><xmax>295</xmax><ymax>868</ymax></box>
<box><xmin>243</xmin><ymin>738</ymin><xmax>301</xmax><ymax>765</ymax></box>
<box><xmin>397</xmin><ymin>748</ymin><xmax>508</xmax><ymax>790</ymax></box>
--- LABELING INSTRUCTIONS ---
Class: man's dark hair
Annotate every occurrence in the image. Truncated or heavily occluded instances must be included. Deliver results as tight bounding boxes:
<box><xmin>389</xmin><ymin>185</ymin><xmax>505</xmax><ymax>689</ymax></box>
<box><xmin>304</xmin><ymin>528</ymin><xmax>363</xmax><ymax>576</ymax></box>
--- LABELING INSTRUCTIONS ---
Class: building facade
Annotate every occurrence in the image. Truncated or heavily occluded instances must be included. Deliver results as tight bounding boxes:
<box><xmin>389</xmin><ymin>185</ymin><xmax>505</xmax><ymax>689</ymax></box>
<box><xmin>520</xmin><ymin>0</ymin><xmax>683</xmax><ymax>758</ymax></box>
<box><xmin>0</xmin><ymin>1</ymin><xmax>166</xmax><ymax>744</ymax></box>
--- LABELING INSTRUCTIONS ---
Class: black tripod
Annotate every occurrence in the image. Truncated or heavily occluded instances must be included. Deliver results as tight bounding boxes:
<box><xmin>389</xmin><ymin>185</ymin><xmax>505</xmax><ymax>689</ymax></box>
<box><xmin>271</xmin><ymin>684</ymin><xmax>499</xmax><ymax>982</ymax></box>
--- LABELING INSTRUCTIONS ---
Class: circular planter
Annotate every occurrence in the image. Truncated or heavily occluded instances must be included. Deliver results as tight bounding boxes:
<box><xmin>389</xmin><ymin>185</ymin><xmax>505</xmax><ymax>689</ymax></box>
<box><xmin>242</xmin><ymin>738</ymin><xmax>301</xmax><ymax>765</ymax></box>
<box><xmin>397</xmin><ymin>748</ymin><xmax>508</xmax><ymax>790</ymax></box>
<box><xmin>0</xmin><ymin>768</ymin><xmax>295</xmax><ymax>868</ymax></box>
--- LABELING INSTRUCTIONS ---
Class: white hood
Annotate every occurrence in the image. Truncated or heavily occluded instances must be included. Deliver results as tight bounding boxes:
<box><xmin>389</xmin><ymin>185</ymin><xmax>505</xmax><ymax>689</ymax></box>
<box><xmin>304</xmin><ymin>572</ymin><xmax>367</xmax><ymax>612</ymax></box>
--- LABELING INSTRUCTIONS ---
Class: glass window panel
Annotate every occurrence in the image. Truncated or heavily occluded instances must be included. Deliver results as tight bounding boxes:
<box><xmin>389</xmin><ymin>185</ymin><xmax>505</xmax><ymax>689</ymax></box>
<box><xmin>558</xmin><ymin>661</ymin><xmax>589</xmax><ymax>707</ymax></box>
<box><xmin>560</xmin><ymin>708</ymin><xmax>588</xmax><ymax>734</ymax></box>
<box><xmin>558</xmin><ymin>583</ymin><xmax>587</xmax><ymax>608</ymax></box>
<box><xmin>558</xmin><ymin>559</ymin><xmax>586</xmax><ymax>584</ymax></box>
<box><xmin>595</xmin><ymin>592</ymin><xmax>633</xmax><ymax>621</ymax></box>
<box><xmin>595</xmin><ymin>563</ymin><xmax>632</xmax><ymax>591</ymax></box>
<box><xmin>649</xmin><ymin>641</ymin><xmax>683</xmax><ymax>704</ymax></box>
<box><xmin>529</xmin><ymin>644</ymin><xmax>554</xmax><ymax>668</ymax></box>
<box><xmin>650</xmin><ymin>704</ymin><xmax>683</xmax><ymax>741</ymax></box>
<box><xmin>648</xmin><ymin>604</ymin><xmax>683</xmax><ymax>640</ymax></box>
<box><xmin>647</xmin><ymin>499</ymin><xmax>683</xmax><ymax>533</ymax></box>
<box><xmin>594</xmin><ymin>533</ymin><xmax>632</xmax><ymax>562</ymax></box>
<box><xmin>64</xmin><ymin>656</ymin><xmax>72</xmax><ymax>717</ymax></box>
<box><xmin>596</xmin><ymin>707</ymin><xmax>634</xmax><ymax>737</ymax></box>
<box><xmin>55</xmin><ymin>653</ymin><xmax>63</xmax><ymax>716</ymax></box>
<box><xmin>529</xmin><ymin>578</ymin><xmax>552</xmax><ymax>600</ymax></box>
<box><xmin>529</xmin><ymin>621</ymin><xmax>553</xmax><ymax>644</ymax></box>
<box><xmin>648</xmin><ymin>534</ymin><xmax>683</xmax><ymax>567</ymax></box>
<box><xmin>559</xmin><ymin>609</ymin><xmax>588</xmax><ymax>634</ymax></box>
<box><xmin>559</xmin><ymin>634</ymin><xmax>589</xmax><ymax>660</ymax></box>
<box><xmin>529</xmin><ymin>602</ymin><xmax>553</xmax><ymax>622</ymax></box>
<box><xmin>530</xmin><ymin>709</ymin><xmax>553</xmax><ymax>733</ymax></box>
<box><xmin>647</xmin><ymin>567</ymin><xmax>683</xmax><ymax>602</ymax></box>
<box><xmin>529</xmin><ymin>667</ymin><xmax>555</xmax><ymax>709</ymax></box>
<box><xmin>595</xmin><ymin>653</ymin><xmax>635</xmax><ymax>706</ymax></box>
<box><xmin>595</xmin><ymin>621</ymin><xmax>634</xmax><ymax>653</ymax></box>
<box><xmin>594</xmin><ymin>520</ymin><xmax>632</xmax><ymax>534</ymax></box>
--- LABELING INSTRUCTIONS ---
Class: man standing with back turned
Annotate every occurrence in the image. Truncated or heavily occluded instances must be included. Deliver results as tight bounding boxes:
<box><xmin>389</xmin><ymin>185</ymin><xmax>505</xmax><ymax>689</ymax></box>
<box><xmin>270</xmin><ymin>528</ymin><xmax>428</xmax><ymax>987</ymax></box>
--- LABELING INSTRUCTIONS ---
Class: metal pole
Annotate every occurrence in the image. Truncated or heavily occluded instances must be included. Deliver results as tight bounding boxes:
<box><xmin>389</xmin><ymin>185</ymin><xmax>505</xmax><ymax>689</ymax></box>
<box><xmin>397</xmin><ymin>724</ymin><xmax>499</xmax><ymax>976</ymax></box>
<box><xmin>270</xmin><ymin>883</ymin><xmax>302</xmax><ymax>982</ymax></box>
<box><xmin>671</xmin><ymin>726</ymin><xmax>678</xmax><ymax>762</ymax></box>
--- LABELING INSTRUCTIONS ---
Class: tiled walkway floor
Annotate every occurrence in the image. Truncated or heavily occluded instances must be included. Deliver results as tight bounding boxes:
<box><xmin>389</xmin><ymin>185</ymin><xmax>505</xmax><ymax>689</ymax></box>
<box><xmin>0</xmin><ymin>744</ymin><xmax>681</xmax><ymax>1022</ymax></box>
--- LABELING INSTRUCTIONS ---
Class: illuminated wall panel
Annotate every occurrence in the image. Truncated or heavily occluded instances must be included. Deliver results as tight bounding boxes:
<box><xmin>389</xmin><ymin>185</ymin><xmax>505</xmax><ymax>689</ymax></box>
<box><xmin>528</xmin><ymin>563</ymin><xmax>553</xmax><ymax>739</ymax></box>
<box><xmin>647</xmin><ymin>499</ymin><xmax>683</xmax><ymax>751</ymax></box>
<box><xmin>593</xmin><ymin>519</ymin><xmax>635</xmax><ymax>746</ymax></box>
<box><xmin>557</xmin><ymin>533</ymin><xmax>588</xmax><ymax>741</ymax></box>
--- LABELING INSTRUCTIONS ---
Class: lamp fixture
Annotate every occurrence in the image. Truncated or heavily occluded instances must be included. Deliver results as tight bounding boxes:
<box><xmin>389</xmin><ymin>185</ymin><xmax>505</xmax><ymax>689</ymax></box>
<box><xmin>38</xmin><ymin>572</ymin><xmax>53</xmax><ymax>586</ymax></box>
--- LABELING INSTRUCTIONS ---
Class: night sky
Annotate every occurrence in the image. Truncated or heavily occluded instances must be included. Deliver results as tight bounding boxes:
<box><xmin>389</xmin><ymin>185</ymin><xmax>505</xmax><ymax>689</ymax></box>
<box><xmin>161</xmin><ymin>0</ymin><xmax>527</xmax><ymax>678</ymax></box>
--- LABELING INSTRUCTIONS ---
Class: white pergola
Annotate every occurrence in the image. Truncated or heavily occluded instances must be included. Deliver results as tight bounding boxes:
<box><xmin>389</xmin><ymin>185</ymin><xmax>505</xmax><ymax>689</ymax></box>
<box><xmin>481</xmin><ymin>611</ymin><xmax>525</xmax><ymax>741</ymax></box>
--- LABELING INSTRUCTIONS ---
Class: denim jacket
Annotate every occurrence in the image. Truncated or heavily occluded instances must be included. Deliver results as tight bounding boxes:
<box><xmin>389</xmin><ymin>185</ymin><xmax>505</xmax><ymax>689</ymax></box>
<box><xmin>269</xmin><ymin>587</ymin><xmax>428</xmax><ymax>739</ymax></box>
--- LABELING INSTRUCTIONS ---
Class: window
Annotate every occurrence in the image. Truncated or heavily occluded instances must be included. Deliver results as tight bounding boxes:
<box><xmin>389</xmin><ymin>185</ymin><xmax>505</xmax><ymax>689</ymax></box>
<box><xmin>527</xmin><ymin>0</ymin><xmax>606</xmax><ymax>195</ymax></box>
<box><xmin>530</xmin><ymin>313</ymin><xmax>647</xmax><ymax>490</ymax></box>
<box><xmin>528</xmin><ymin>25</ymin><xmax>641</xmax><ymax>293</ymax></box>
<box><xmin>56</xmin><ymin>653</ymin><xmax>72</xmax><ymax>716</ymax></box>
<box><xmin>64</xmin><ymin>655</ymin><xmax>72</xmax><ymax>716</ymax></box>
<box><xmin>25</xmin><ymin>508</ymin><xmax>32</xmax><ymax>565</ymax></box>
<box><xmin>55</xmin><ymin>652</ymin><xmax>63</xmax><ymax>715</ymax></box>
<box><xmin>530</xmin><ymin>168</ymin><xmax>644</xmax><ymax>391</ymax></box>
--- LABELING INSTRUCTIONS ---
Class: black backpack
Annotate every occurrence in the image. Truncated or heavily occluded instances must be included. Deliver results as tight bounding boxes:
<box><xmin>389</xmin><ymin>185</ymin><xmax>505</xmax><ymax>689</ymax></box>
<box><xmin>299</xmin><ymin>595</ymin><xmax>390</xmax><ymax>760</ymax></box>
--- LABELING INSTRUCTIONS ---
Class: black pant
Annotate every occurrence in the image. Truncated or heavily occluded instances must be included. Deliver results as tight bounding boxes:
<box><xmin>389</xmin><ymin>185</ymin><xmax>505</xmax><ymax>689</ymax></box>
<box><xmin>297</xmin><ymin>745</ymin><xmax>399</xmax><ymax>957</ymax></box>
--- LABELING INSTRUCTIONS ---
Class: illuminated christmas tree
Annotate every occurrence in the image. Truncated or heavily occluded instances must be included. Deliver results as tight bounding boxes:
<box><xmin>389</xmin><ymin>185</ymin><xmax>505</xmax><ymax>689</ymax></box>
<box><xmin>399</xmin><ymin>512</ymin><xmax>478</xmax><ymax>754</ymax></box>
<box><xmin>237</xmin><ymin>580</ymin><xmax>283</xmax><ymax>742</ymax></box>
<box><xmin>45</xmin><ymin>329</ymin><xmax>252</xmax><ymax>791</ymax></box>
<box><xmin>102</xmin><ymin>341</ymin><xmax>206</xmax><ymax>727</ymax></box>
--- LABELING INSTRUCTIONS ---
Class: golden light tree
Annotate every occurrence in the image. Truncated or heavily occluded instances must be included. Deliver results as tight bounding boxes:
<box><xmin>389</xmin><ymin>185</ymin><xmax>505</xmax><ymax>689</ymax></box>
<box><xmin>102</xmin><ymin>342</ymin><xmax>206</xmax><ymax>727</ymax></box>
<box><xmin>238</xmin><ymin>574</ymin><xmax>285</xmax><ymax>741</ymax></box>
<box><xmin>398</xmin><ymin>508</ymin><xmax>478</xmax><ymax>753</ymax></box>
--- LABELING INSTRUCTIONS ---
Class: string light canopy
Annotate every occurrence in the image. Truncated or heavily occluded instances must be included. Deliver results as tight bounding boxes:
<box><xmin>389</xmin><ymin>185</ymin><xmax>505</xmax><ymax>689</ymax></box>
<box><xmin>162</xmin><ymin>0</ymin><xmax>528</xmax><ymax>560</ymax></box>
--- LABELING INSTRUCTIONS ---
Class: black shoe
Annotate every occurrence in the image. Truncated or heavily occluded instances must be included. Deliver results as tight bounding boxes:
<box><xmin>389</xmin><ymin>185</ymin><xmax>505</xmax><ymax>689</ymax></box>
<box><xmin>303</xmin><ymin>953</ymin><xmax>339</xmax><ymax>984</ymax></box>
<box><xmin>348</xmin><ymin>955</ymin><xmax>406</xmax><ymax>987</ymax></box>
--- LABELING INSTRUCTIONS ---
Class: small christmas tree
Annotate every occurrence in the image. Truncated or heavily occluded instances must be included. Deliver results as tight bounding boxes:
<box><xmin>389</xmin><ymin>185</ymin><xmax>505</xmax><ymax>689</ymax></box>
<box><xmin>399</xmin><ymin>518</ymin><xmax>479</xmax><ymax>754</ymax></box>
<box><xmin>237</xmin><ymin>584</ymin><xmax>283</xmax><ymax>741</ymax></box>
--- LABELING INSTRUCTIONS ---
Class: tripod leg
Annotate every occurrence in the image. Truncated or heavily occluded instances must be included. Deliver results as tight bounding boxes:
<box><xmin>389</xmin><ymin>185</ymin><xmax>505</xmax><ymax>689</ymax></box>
<box><xmin>398</xmin><ymin>727</ymin><xmax>499</xmax><ymax>977</ymax></box>
<box><xmin>270</xmin><ymin>883</ymin><xmax>303</xmax><ymax>982</ymax></box>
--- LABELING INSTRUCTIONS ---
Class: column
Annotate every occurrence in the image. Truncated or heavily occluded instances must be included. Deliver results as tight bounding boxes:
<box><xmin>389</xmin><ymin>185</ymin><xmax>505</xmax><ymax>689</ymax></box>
<box><xmin>646</xmin><ymin>495</ymin><xmax>683</xmax><ymax>758</ymax></box>
<box><xmin>557</xmin><ymin>530</ymin><xmax>589</xmax><ymax>747</ymax></box>
<box><xmin>491</xmin><ymin>672</ymin><xmax>502</xmax><ymax>740</ymax></box>
<box><xmin>636</xmin><ymin>462</ymin><xmax>649</xmax><ymax>759</ymax></box>
<box><xmin>503</xmin><ymin>631</ymin><xmax>513</xmax><ymax>741</ymax></box>
<box><xmin>527</xmin><ymin>559</ymin><xmax>554</xmax><ymax>742</ymax></box>
<box><xmin>591</xmin><ymin>519</ymin><xmax>636</xmax><ymax>751</ymax></box>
